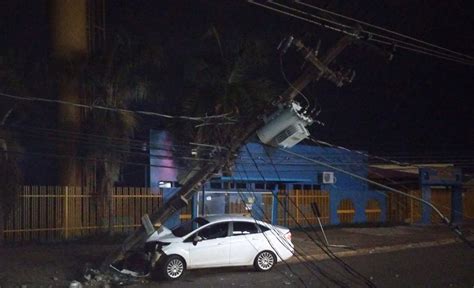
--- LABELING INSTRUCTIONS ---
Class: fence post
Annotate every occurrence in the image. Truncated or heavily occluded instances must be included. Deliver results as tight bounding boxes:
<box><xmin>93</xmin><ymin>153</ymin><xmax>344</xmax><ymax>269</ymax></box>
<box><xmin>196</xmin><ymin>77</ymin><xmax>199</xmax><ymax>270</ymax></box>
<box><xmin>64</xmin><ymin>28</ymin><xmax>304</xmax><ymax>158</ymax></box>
<box><xmin>271</xmin><ymin>187</ymin><xmax>278</xmax><ymax>225</ymax></box>
<box><xmin>64</xmin><ymin>186</ymin><xmax>69</xmax><ymax>239</ymax></box>
<box><xmin>296</xmin><ymin>189</ymin><xmax>300</xmax><ymax>225</ymax></box>
<box><xmin>108</xmin><ymin>186</ymin><xmax>114</xmax><ymax>235</ymax></box>
<box><xmin>0</xmin><ymin>205</ymin><xmax>4</xmax><ymax>245</ymax></box>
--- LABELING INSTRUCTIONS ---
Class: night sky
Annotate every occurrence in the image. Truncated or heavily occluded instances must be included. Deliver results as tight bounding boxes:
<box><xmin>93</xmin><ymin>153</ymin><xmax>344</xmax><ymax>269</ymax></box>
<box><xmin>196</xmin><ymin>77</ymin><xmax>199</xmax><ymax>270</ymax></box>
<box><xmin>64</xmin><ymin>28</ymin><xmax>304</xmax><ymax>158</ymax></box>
<box><xmin>1</xmin><ymin>0</ymin><xmax>473</xmax><ymax>170</ymax></box>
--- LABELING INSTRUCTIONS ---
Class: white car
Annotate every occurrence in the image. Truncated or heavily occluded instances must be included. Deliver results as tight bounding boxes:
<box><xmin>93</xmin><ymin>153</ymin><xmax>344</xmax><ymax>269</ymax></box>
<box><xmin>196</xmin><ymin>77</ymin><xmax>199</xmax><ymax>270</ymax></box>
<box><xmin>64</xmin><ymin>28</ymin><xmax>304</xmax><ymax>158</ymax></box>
<box><xmin>145</xmin><ymin>215</ymin><xmax>294</xmax><ymax>280</ymax></box>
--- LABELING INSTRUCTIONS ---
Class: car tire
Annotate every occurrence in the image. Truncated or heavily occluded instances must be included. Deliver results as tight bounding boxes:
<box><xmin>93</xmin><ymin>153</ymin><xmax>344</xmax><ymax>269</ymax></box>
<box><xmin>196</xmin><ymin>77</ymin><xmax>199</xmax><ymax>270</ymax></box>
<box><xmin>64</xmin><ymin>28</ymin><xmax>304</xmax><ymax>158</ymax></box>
<box><xmin>254</xmin><ymin>251</ymin><xmax>276</xmax><ymax>272</ymax></box>
<box><xmin>158</xmin><ymin>255</ymin><xmax>186</xmax><ymax>280</ymax></box>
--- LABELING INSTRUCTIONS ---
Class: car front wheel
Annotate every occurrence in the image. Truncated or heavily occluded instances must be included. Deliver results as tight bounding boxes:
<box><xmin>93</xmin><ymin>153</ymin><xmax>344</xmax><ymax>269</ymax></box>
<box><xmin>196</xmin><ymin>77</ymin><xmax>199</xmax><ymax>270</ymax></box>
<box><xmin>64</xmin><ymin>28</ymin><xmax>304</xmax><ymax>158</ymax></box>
<box><xmin>159</xmin><ymin>255</ymin><xmax>186</xmax><ymax>280</ymax></box>
<box><xmin>254</xmin><ymin>251</ymin><xmax>276</xmax><ymax>272</ymax></box>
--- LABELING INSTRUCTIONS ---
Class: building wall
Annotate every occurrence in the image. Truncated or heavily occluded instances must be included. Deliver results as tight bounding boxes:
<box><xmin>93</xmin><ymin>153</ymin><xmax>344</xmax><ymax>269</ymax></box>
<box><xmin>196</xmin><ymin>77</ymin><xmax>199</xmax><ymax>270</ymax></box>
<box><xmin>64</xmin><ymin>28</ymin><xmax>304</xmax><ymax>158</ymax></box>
<box><xmin>149</xmin><ymin>130</ymin><xmax>386</xmax><ymax>225</ymax></box>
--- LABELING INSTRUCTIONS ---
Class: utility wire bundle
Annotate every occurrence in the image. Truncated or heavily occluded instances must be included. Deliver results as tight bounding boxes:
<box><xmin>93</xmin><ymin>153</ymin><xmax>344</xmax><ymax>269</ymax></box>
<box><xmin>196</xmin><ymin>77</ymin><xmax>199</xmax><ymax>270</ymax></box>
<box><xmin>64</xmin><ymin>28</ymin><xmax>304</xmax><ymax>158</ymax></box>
<box><xmin>248</xmin><ymin>0</ymin><xmax>474</xmax><ymax>66</ymax></box>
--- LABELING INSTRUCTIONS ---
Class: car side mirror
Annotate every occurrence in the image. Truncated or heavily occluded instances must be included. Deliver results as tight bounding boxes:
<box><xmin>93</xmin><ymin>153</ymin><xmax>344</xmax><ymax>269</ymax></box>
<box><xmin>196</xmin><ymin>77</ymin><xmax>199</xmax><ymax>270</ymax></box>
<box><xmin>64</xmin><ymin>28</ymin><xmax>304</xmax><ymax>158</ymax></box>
<box><xmin>193</xmin><ymin>235</ymin><xmax>202</xmax><ymax>246</ymax></box>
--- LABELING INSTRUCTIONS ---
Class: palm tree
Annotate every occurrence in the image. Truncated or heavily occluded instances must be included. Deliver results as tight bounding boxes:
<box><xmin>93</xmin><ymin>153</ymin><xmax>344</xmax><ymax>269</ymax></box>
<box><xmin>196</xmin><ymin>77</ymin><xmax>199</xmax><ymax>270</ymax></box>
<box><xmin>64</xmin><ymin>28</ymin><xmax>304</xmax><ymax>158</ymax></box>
<box><xmin>80</xmin><ymin>37</ymin><xmax>162</xmax><ymax>233</ymax></box>
<box><xmin>178</xmin><ymin>26</ymin><xmax>278</xmax><ymax>155</ymax></box>
<box><xmin>175</xmin><ymin>27</ymin><xmax>280</xmax><ymax>174</ymax></box>
<box><xmin>0</xmin><ymin>54</ymin><xmax>26</xmax><ymax>244</ymax></box>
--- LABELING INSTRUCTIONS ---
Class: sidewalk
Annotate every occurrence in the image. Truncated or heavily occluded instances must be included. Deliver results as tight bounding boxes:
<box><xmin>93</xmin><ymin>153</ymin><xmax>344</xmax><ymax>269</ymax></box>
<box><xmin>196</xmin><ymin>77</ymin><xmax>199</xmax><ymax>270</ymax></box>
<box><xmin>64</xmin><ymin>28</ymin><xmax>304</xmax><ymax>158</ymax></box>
<box><xmin>289</xmin><ymin>224</ymin><xmax>474</xmax><ymax>262</ymax></box>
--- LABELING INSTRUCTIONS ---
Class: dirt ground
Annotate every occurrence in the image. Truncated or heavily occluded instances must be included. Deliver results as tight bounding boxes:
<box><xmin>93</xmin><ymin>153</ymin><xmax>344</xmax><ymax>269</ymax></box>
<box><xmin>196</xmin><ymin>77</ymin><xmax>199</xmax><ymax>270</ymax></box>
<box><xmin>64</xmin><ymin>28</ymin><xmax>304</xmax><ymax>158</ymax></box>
<box><xmin>0</xmin><ymin>242</ymin><xmax>117</xmax><ymax>287</ymax></box>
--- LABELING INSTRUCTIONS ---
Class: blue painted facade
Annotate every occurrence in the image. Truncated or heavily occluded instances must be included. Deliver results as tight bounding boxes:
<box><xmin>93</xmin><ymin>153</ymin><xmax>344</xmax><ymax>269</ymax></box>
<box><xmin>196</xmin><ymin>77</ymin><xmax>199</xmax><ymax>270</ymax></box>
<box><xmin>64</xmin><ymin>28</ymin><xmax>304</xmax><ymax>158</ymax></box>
<box><xmin>150</xmin><ymin>130</ymin><xmax>387</xmax><ymax>226</ymax></box>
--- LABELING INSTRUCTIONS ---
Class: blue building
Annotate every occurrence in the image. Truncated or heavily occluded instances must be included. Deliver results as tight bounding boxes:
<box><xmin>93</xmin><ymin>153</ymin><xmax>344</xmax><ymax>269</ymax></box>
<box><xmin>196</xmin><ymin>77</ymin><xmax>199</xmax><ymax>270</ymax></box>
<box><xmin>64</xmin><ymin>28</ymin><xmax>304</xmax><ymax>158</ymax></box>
<box><xmin>150</xmin><ymin>130</ymin><xmax>387</xmax><ymax>227</ymax></box>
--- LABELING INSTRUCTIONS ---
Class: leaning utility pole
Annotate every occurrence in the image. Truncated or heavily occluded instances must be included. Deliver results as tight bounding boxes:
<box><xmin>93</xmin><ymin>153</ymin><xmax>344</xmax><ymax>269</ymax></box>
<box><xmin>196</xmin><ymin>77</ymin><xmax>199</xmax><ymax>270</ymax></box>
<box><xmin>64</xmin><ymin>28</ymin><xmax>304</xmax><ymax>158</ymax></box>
<box><xmin>100</xmin><ymin>35</ymin><xmax>356</xmax><ymax>271</ymax></box>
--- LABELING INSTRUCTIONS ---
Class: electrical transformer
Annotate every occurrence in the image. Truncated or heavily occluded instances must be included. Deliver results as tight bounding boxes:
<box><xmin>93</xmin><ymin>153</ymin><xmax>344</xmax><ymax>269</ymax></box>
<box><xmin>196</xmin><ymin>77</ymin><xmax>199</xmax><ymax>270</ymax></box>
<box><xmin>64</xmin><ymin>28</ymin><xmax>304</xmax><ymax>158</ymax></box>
<box><xmin>256</xmin><ymin>102</ymin><xmax>313</xmax><ymax>148</ymax></box>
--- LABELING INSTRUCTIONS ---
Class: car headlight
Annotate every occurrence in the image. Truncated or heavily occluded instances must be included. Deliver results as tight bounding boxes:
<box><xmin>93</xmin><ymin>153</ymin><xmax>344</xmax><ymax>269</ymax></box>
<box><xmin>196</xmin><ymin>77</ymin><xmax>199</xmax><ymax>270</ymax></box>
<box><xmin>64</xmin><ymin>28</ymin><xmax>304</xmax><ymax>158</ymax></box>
<box><xmin>145</xmin><ymin>241</ymin><xmax>170</xmax><ymax>253</ymax></box>
<box><xmin>156</xmin><ymin>241</ymin><xmax>171</xmax><ymax>252</ymax></box>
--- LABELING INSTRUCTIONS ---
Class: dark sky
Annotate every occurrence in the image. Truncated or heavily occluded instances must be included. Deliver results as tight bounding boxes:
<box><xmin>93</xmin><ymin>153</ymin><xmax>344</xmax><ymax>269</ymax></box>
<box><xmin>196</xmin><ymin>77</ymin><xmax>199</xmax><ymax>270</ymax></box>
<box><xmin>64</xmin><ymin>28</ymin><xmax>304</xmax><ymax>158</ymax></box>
<box><xmin>1</xmin><ymin>0</ymin><xmax>473</xmax><ymax>166</ymax></box>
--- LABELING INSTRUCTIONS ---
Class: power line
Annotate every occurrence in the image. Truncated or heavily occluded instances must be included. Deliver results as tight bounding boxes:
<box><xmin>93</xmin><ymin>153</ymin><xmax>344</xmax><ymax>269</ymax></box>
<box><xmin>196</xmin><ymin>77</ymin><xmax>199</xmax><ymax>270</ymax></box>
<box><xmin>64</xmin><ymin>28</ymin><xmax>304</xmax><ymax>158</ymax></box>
<box><xmin>274</xmin><ymin>0</ymin><xmax>473</xmax><ymax>64</ymax></box>
<box><xmin>234</xmin><ymin>161</ymin><xmax>352</xmax><ymax>287</ymax></box>
<box><xmin>5</xmin><ymin>128</ymin><xmax>219</xmax><ymax>164</ymax></box>
<box><xmin>294</xmin><ymin>0</ymin><xmax>474</xmax><ymax>61</ymax></box>
<box><xmin>6</xmin><ymin>126</ymin><xmax>474</xmax><ymax>169</ymax></box>
<box><xmin>0</xmin><ymin>91</ymin><xmax>236</xmax><ymax>122</ymax></box>
<box><xmin>279</xmin><ymin>54</ymin><xmax>311</xmax><ymax>109</ymax></box>
<box><xmin>5</xmin><ymin>123</ymin><xmax>473</xmax><ymax>162</ymax></box>
<box><xmin>2</xmin><ymin>123</ymin><xmax>225</xmax><ymax>155</ymax></box>
<box><xmin>309</xmin><ymin>137</ymin><xmax>474</xmax><ymax>221</ymax></box>
<box><xmin>244</xmin><ymin>145</ymin><xmax>376</xmax><ymax>287</ymax></box>
<box><xmin>257</xmin><ymin>146</ymin><xmax>377</xmax><ymax>287</ymax></box>
<box><xmin>259</xmin><ymin>0</ymin><xmax>474</xmax><ymax>64</ymax></box>
<box><xmin>247</xmin><ymin>0</ymin><xmax>474</xmax><ymax>66</ymax></box>
<box><xmin>232</xmin><ymin>189</ymin><xmax>314</xmax><ymax>287</ymax></box>
<box><xmin>278</xmin><ymin>147</ymin><xmax>474</xmax><ymax>248</ymax></box>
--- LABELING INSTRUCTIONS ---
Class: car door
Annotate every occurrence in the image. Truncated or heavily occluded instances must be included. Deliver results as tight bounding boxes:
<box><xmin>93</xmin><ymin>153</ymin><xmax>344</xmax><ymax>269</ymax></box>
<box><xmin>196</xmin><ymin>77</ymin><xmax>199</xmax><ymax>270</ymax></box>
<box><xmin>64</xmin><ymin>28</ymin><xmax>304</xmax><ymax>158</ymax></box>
<box><xmin>229</xmin><ymin>221</ymin><xmax>263</xmax><ymax>265</ymax></box>
<box><xmin>186</xmin><ymin>221</ymin><xmax>231</xmax><ymax>268</ymax></box>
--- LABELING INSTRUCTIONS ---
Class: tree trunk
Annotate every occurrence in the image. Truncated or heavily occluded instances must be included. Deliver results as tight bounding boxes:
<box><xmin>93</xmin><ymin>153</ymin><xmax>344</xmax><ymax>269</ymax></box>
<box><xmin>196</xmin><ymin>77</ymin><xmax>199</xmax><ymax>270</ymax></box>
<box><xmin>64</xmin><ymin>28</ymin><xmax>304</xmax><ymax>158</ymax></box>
<box><xmin>49</xmin><ymin>0</ymin><xmax>88</xmax><ymax>186</ymax></box>
<box><xmin>0</xmin><ymin>204</ymin><xmax>4</xmax><ymax>245</ymax></box>
<box><xmin>97</xmin><ymin>161</ymin><xmax>109</xmax><ymax>233</ymax></box>
<box><xmin>105</xmin><ymin>162</ymin><xmax>116</xmax><ymax>236</ymax></box>
<box><xmin>97</xmin><ymin>160</ymin><xmax>117</xmax><ymax>235</ymax></box>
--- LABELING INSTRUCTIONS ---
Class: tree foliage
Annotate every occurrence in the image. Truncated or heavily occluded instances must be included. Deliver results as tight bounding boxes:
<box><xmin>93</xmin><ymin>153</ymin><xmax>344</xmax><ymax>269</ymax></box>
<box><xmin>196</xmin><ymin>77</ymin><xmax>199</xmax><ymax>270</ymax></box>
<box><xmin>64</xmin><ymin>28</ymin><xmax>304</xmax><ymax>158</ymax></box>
<box><xmin>176</xmin><ymin>27</ymin><xmax>279</xmax><ymax>150</ymax></box>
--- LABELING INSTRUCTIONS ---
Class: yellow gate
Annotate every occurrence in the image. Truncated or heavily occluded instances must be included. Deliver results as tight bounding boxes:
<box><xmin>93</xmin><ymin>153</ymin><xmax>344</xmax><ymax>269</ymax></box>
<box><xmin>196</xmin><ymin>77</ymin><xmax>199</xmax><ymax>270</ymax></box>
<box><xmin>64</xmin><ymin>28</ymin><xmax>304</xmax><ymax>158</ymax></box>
<box><xmin>463</xmin><ymin>190</ymin><xmax>474</xmax><ymax>220</ymax></box>
<box><xmin>262</xmin><ymin>188</ymin><xmax>329</xmax><ymax>228</ymax></box>
<box><xmin>387</xmin><ymin>190</ymin><xmax>422</xmax><ymax>224</ymax></box>
<box><xmin>430</xmin><ymin>187</ymin><xmax>452</xmax><ymax>223</ymax></box>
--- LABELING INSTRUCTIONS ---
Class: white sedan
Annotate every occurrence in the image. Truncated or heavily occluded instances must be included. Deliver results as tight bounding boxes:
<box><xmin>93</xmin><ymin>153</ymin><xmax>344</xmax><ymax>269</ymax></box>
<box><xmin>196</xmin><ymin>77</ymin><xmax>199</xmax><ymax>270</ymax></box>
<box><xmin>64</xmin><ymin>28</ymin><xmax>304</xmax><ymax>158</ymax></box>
<box><xmin>145</xmin><ymin>215</ymin><xmax>294</xmax><ymax>280</ymax></box>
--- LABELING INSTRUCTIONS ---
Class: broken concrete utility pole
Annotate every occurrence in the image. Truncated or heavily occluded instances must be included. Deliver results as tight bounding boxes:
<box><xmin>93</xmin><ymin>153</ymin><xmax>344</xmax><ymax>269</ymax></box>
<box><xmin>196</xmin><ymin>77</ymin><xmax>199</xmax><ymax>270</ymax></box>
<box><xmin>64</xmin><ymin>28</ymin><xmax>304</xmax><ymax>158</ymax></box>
<box><xmin>100</xmin><ymin>35</ymin><xmax>356</xmax><ymax>272</ymax></box>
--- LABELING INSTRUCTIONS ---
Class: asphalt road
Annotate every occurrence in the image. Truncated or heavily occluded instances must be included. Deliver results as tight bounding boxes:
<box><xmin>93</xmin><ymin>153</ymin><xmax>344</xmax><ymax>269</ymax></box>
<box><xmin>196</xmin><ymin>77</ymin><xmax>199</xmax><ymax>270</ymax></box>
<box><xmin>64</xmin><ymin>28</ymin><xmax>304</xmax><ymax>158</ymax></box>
<box><xmin>137</xmin><ymin>243</ymin><xmax>474</xmax><ymax>288</ymax></box>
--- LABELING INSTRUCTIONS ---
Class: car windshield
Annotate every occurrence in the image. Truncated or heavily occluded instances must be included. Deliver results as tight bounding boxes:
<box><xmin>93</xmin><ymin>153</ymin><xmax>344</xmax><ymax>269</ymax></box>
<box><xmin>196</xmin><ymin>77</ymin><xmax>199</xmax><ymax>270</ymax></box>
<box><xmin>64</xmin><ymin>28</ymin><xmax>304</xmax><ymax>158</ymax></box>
<box><xmin>171</xmin><ymin>217</ymin><xmax>209</xmax><ymax>237</ymax></box>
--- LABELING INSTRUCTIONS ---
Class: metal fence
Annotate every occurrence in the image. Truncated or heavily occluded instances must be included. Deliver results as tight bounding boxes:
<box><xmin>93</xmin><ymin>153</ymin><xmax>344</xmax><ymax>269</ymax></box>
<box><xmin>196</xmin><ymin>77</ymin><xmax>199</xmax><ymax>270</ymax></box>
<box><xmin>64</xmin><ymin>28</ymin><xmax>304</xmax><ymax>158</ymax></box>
<box><xmin>386</xmin><ymin>189</ymin><xmax>462</xmax><ymax>224</ymax></box>
<box><xmin>271</xmin><ymin>189</ymin><xmax>330</xmax><ymax>228</ymax></box>
<box><xmin>2</xmin><ymin>186</ymin><xmax>175</xmax><ymax>242</ymax></box>
<box><xmin>1</xmin><ymin>186</ymin><xmax>329</xmax><ymax>242</ymax></box>
<box><xmin>9</xmin><ymin>186</ymin><xmax>471</xmax><ymax>242</ymax></box>
<box><xmin>464</xmin><ymin>188</ymin><xmax>474</xmax><ymax>221</ymax></box>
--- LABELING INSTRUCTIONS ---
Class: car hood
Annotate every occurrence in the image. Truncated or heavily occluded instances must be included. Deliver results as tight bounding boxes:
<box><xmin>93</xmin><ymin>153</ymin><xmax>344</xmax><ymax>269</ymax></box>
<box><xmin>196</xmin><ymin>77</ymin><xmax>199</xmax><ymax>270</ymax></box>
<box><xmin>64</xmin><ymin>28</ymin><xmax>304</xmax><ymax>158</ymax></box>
<box><xmin>146</xmin><ymin>225</ymin><xmax>182</xmax><ymax>243</ymax></box>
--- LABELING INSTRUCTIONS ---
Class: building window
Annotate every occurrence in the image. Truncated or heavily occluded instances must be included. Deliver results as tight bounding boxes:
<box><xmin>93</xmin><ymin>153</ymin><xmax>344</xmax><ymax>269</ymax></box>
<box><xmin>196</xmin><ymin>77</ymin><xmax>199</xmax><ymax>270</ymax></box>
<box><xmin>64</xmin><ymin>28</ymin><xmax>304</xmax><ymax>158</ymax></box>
<box><xmin>255</xmin><ymin>183</ymin><xmax>265</xmax><ymax>190</ymax></box>
<box><xmin>365</xmin><ymin>199</ymin><xmax>382</xmax><ymax>223</ymax></box>
<box><xmin>337</xmin><ymin>199</ymin><xmax>355</xmax><ymax>223</ymax></box>
<box><xmin>158</xmin><ymin>181</ymin><xmax>172</xmax><ymax>188</ymax></box>
<box><xmin>210</xmin><ymin>182</ymin><xmax>221</xmax><ymax>189</ymax></box>
<box><xmin>236</xmin><ymin>182</ymin><xmax>246</xmax><ymax>189</ymax></box>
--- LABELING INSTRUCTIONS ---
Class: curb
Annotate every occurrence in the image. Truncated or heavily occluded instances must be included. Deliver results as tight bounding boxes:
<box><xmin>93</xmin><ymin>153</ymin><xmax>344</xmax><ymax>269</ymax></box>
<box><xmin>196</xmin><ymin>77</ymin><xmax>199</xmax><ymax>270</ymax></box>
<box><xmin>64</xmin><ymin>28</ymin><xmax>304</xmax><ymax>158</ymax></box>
<box><xmin>289</xmin><ymin>236</ymin><xmax>474</xmax><ymax>263</ymax></box>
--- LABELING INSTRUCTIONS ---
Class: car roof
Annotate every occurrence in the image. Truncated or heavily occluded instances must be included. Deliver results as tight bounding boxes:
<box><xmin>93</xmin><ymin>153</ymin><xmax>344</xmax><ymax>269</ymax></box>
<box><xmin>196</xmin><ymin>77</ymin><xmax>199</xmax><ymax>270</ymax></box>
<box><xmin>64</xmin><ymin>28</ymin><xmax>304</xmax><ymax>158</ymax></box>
<box><xmin>203</xmin><ymin>214</ymin><xmax>260</xmax><ymax>224</ymax></box>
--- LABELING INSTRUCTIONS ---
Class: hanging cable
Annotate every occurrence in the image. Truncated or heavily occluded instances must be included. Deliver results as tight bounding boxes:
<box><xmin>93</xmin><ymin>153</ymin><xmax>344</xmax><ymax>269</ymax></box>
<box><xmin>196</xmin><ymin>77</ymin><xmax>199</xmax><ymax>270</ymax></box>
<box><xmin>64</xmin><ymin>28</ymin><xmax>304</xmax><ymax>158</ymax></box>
<box><xmin>247</xmin><ymin>0</ymin><xmax>474</xmax><ymax>66</ymax></box>
<box><xmin>256</xmin><ymin>146</ymin><xmax>377</xmax><ymax>287</ymax></box>
<box><xmin>244</xmin><ymin>145</ymin><xmax>377</xmax><ymax>287</ymax></box>
<box><xmin>278</xmin><ymin>147</ymin><xmax>474</xmax><ymax>249</ymax></box>
<box><xmin>294</xmin><ymin>0</ymin><xmax>474</xmax><ymax>60</ymax></box>
<box><xmin>309</xmin><ymin>137</ymin><xmax>474</xmax><ymax>222</ymax></box>
<box><xmin>271</xmin><ymin>0</ymin><xmax>474</xmax><ymax>63</ymax></box>
<box><xmin>232</xmin><ymin>189</ymin><xmax>313</xmax><ymax>288</ymax></box>
<box><xmin>0</xmin><ymin>91</ymin><xmax>236</xmax><ymax>122</ymax></box>
<box><xmin>234</xmin><ymin>162</ymin><xmax>354</xmax><ymax>287</ymax></box>
<box><xmin>280</xmin><ymin>54</ymin><xmax>311</xmax><ymax>109</ymax></box>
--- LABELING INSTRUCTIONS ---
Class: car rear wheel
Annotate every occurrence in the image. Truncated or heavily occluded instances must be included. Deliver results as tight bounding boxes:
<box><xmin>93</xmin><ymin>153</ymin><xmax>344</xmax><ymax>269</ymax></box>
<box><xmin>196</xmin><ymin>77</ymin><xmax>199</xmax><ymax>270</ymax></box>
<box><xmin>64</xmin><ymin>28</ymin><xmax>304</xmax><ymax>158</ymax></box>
<box><xmin>254</xmin><ymin>251</ymin><xmax>276</xmax><ymax>272</ymax></box>
<box><xmin>159</xmin><ymin>255</ymin><xmax>186</xmax><ymax>280</ymax></box>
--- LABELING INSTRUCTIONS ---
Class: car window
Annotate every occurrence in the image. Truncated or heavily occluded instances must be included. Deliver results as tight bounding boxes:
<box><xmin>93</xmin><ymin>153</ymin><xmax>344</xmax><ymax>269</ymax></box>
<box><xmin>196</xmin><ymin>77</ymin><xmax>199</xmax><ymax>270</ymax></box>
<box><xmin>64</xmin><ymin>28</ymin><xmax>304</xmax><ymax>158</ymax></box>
<box><xmin>196</xmin><ymin>222</ymin><xmax>229</xmax><ymax>240</ymax></box>
<box><xmin>172</xmin><ymin>217</ymin><xmax>209</xmax><ymax>237</ymax></box>
<box><xmin>232</xmin><ymin>221</ymin><xmax>259</xmax><ymax>235</ymax></box>
<box><xmin>258</xmin><ymin>224</ymin><xmax>270</xmax><ymax>232</ymax></box>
